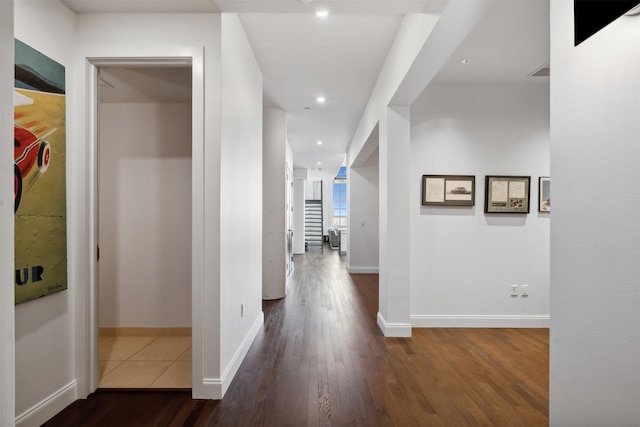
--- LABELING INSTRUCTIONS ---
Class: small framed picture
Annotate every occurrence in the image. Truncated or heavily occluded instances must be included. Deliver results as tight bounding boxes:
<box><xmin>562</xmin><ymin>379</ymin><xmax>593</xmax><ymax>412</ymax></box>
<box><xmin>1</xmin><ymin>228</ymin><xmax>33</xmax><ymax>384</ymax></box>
<box><xmin>539</xmin><ymin>176</ymin><xmax>550</xmax><ymax>212</ymax></box>
<box><xmin>484</xmin><ymin>175</ymin><xmax>531</xmax><ymax>214</ymax></box>
<box><xmin>422</xmin><ymin>175</ymin><xmax>475</xmax><ymax>206</ymax></box>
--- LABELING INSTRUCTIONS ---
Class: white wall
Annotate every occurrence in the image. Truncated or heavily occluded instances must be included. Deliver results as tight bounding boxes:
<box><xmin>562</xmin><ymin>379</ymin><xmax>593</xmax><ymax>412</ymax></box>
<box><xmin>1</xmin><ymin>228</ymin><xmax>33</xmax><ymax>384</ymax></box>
<box><xmin>0</xmin><ymin>1</ymin><xmax>15</xmax><ymax>425</ymax></box>
<box><xmin>219</xmin><ymin>13</ymin><xmax>264</xmax><ymax>396</ymax></box>
<box><xmin>348</xmin><ymin>147</ymin><xmax>379</xmax><ymax>273</ymax></box>
<box><xmin>75</xmin><ymin>11</ymin><xmax>223</xmax><ymax>400</ymax></box>
<box><xmin>410</xmin><ymin>84</ymin><xmax>550</xmax><ymax>327</ymax></box>
<box><xmin>98</xmin><ymin>102</ymin><xmax>191</xmax><ymax>327</ymax></box>
<box><xmin>550</xmin><ymin>2</ymin><xmax>640</xmax><ymax>425</ymax></box>
<box><xmin>14</xmin><ymin>1</ymin><xmax>78</xmax><ymax>425</ymax></box>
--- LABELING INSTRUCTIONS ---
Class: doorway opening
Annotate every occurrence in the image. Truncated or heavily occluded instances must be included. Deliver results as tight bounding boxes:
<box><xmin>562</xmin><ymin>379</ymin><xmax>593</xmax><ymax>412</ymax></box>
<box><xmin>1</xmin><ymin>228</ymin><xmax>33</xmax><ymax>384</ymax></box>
<box><xmin>96</xmin><ymin>65</ymin><xmax>193</xmax><ymax>389</ymax></box>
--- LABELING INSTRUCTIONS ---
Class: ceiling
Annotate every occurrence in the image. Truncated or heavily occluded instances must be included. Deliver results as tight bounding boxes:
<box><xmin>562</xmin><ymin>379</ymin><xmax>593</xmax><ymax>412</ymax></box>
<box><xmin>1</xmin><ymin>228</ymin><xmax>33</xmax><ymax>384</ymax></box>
<box><xmin>87</xmin><ymin>0</ymin><xmax>549</xmax><ymax>176</ymax></box>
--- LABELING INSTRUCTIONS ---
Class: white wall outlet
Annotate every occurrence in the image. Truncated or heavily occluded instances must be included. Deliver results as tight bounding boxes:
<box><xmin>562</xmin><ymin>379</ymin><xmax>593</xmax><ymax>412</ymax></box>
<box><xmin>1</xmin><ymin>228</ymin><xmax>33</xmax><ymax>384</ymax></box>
<box><xmin>521</xmin><ymin>285</ymin><xmax>528</xmax><ymax>297</ymax></box>
<box><xmin>511</xmin><ymin>284</ymin><xmax>518</xmax><ymax>296</ymax></box>
<box><xmin>241</xmin><ymin>302</ymin><xmax>245</xmax><ymax>317</ymax></box>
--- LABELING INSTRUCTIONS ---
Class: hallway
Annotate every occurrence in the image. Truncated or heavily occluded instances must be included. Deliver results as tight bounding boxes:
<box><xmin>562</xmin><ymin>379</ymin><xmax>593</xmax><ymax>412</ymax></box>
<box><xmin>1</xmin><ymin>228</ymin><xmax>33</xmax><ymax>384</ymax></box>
<box><xmin>44</xmin><ymin>245</ymin><xmax>548</xmax><ymax>426</ymax></box>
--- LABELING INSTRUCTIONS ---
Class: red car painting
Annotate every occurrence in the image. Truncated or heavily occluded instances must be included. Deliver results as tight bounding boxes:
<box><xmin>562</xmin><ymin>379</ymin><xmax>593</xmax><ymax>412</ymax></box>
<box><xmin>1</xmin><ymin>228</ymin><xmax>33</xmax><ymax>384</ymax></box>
<box><xmin>14</xmin><ymin>124</ymin><xmax>51</xmax><ymax>212</ymax></box>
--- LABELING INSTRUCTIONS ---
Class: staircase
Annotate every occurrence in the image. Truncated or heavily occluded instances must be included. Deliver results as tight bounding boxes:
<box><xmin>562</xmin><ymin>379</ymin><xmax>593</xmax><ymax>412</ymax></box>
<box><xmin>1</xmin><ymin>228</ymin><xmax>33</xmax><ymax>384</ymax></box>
<box><xmin>305</xmin><ymin>200</ymin><xmax>323</xmax><ymax>251</ymax></box>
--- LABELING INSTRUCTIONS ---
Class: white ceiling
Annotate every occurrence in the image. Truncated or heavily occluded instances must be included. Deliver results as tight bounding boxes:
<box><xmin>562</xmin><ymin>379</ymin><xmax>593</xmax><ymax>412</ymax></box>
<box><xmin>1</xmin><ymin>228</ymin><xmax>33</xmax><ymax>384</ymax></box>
<box><xmin>87</xmin><ymin>0</ymin><xmax>549</xmax><ymax>175</ymax></box>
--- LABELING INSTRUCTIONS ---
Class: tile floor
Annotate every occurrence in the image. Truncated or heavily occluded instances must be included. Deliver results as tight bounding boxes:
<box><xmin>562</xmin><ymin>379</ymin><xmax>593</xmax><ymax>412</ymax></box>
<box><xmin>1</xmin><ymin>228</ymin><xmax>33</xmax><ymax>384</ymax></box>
<box><xmin>98</xmin><ymin>335</ymin><xmax>192</xmax><ymax>389</ymax></box>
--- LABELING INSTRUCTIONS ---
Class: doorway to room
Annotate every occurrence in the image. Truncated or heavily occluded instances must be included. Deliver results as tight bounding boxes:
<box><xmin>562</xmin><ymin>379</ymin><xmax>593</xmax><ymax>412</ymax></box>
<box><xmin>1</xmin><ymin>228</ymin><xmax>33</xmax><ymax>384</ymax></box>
<box><xmin>96</xmin><ymin>65</ymin><xmax>193</xmax><ymax>389</ymax></box>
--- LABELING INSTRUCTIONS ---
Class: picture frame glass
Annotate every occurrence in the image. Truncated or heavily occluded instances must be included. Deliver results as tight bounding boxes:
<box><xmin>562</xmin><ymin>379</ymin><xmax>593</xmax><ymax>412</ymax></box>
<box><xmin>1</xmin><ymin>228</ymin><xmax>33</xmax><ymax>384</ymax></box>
<box><xmin>484</xmin><ymin>176</ymin><xmax>530</xmax><ymax>214</ymax></box>
<box><xmin>539</xmin><ymin>176</ymin><xmax>550</xmax><ymax>212</ymax></box>
<box><xmin>422</xmin><ymin>175</ymin><xmax>475</xmax><ymax>207</ymax></box>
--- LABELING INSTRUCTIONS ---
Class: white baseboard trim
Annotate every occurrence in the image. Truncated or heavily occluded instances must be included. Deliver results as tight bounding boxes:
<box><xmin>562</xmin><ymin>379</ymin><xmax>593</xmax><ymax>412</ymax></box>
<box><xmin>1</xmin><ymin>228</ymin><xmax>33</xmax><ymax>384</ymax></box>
<box><xmin>347</xmin><ymin>266</ymin><xmax>379</xmax><ymax>274</ymax></box>
<box><xmin>15</xmin><ymin>380</ymin><xmax>77</xmax><ymax>427</ymax></box>
<box><xmin>196</xmin><ymin>311</ymin><xmax>265</xmax><ymax>399</ymax></box>
<box><xmin>411</xmin><ymin>314</ymin><xmax>550</xmax><ymax>328</ymax></box>
<box><xmin>377</xmin><ymin>312</ymin><xmax>412</xmax><ymax>337</ymax></box>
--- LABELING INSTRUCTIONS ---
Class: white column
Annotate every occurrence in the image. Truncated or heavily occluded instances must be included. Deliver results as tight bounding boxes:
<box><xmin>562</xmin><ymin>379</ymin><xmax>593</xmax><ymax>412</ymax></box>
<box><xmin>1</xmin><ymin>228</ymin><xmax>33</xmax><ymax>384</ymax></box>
<box><xmin>263</xmin><ymin>108</ymin><xmax>287</xmax><ymax>299</ymax></box>
<box><xmin>377</xmin><ymin>106</ymin><xmax>411</xmax><ymax>337</ymax></box>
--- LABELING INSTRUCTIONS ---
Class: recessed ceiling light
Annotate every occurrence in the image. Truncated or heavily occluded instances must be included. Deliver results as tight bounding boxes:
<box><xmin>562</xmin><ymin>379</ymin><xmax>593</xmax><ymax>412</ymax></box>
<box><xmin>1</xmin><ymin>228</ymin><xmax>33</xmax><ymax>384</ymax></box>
<box><xmin>316</xmin><ymin>10</ymin><xmax>329</xmax><ymax>17</ymax></box>
<box><xmin>304</xmin><ymin>107</ymin><xmax>311</xmax><ymax>111</ymax></box>
<box><xmin>460</xmin><ymin>58</ymin><xmax>470</xmax><ymax>64</ymax></box>
<box><xmin>316</xmin><ymin>96</ymin><xmax>325</xmax><ymax>103</ymax></box>
<box><xmin>317</xmin><ymin>140</ymin><xmax>323</xmax><ymax>145</ymax></box>
<box><xmin>317</xmin><ymin>162</ymin><xmax>322</xmax><ymax>165</ymax></box>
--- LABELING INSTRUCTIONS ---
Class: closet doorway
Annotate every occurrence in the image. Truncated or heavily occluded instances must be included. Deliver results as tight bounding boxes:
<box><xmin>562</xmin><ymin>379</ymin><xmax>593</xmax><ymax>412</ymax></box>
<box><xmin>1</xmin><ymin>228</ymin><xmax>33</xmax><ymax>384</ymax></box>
<box><xmin>96</xmin><ymin>66</ymin><xmax>193</xmax><ymax>389</ymax></box>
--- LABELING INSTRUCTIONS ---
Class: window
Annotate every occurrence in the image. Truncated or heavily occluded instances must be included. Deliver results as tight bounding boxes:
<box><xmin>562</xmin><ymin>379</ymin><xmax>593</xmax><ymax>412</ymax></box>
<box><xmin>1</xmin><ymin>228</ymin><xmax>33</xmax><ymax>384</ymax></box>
<box><xmin>333</xmin><ymin>166</ymin><xmax>347</xmax><ymax>228</ymax></box>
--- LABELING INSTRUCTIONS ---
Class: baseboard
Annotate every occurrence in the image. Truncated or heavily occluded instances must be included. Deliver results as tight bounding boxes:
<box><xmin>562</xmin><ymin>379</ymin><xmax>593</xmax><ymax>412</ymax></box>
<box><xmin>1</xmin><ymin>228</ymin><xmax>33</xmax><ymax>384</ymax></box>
<box><xmin>99</xmin><ymin>327</ymin><xmax>192</xmax><ymax>337</ymax></box>
<box><xmin>196</xmin><ymin>311</ymin><xmax>264</xmax><ymax>399</ymax></box>
<box><xmin>347</xmin><ymin>266</ymin><xmax>379</xmax><ymax>274</ymax></box>
<box><xmin>15</xmin><ymin>380</ymin><xmax>77</xmax><ymax>427</ymax></box>
<box><xmin>376</xmin><ymin>312</ymin><xmax>412</xmax><ymax>337</ymax></box>
<box><xmin>410</xmin><ymin>314</ymin><xmax>550</xmax><ymax>328</ymax></box>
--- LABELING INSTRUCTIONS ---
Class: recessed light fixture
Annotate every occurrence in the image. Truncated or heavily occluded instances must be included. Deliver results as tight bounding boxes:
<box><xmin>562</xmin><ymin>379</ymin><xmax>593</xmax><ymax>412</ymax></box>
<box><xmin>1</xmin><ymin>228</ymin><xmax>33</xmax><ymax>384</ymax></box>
<box><xmin>317</xmin><ymin>140</ymin><xmax>323</xmax><ymax>145</ymax></box>
<box><xmin>316</xmin><ymin>96</ymin><xmax>325</xmax><ymax>103</ymax></box>
<box><xmin>460</xmin><ymin>58</ymin><xmax>470</xmax><ymax>64</ymax></box>
<box><xmin>317</xmin><ymin>162</ymin><xmax>322</xmax><ymax>165</ymax></box>
<box><xmin>304</xmin><ymin>107</ymin><xmax>311</xmax><ymax>111</ymax></box>
<box><xmin>316</xmin><ymin>10</ymin><xmax>329</xmax><ymax>17</ymax></box>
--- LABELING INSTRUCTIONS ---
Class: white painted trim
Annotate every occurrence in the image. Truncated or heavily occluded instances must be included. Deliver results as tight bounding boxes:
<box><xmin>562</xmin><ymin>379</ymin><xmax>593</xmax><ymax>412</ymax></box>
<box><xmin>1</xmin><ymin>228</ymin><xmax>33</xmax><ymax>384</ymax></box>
<box><xmin>220</xmin><ymin>312</ymin><xmax>264</xmax><ymax>396</ymax></box>
<box><xmin>196</xmin><ymin>312</ymin><xmax>264</xmax><ymax>399</ymax></box>
<box><xmin>82</xmin><ymin>48</ymin><xmax>206</xmax><ymax>400</ymax></box>
<box><xmin>0</xmin><ymin>2</ymin><xmax>15</xmax><ymax>425</ymax></box>
<box><xmin>347</xmin><ymin>266</ymin><xmax>379</xmax><ymax>274</ymax></box>
<box><xmin>15</xmin><ymin>381</ymin><xmax>77</xmax><ymax>427</ymax></box>
<box><xmin>377</xmin><ymin>312</ymin><xmax>412</xmax><ymax>337</ymax></box>
<box><xmin>411</xmin><ymin>315</ymin><xmax>550</xmax><ymax>328</ymax></box>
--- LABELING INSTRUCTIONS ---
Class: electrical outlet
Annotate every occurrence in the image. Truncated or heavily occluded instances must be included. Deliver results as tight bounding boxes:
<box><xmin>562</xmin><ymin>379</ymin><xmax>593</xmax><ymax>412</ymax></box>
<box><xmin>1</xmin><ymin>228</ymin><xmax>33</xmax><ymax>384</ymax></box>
<box><xmin>521</xmin><ymin>285</ymin><xmax>528</xmax><ymax>297</ymax></box>
<box><xmin>511</xmin><ymin>284</ymin><xmax>518</xmax><ymax>297</ymax></box>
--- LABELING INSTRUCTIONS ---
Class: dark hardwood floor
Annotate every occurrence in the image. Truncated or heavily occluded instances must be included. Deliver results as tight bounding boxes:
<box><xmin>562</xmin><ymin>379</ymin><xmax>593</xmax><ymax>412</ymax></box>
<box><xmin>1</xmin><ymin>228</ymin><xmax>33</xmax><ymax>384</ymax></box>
<box><xmin>44</xmin><ymin>245</ymin><xmax>549</xmax><ymax>426</ymax></box>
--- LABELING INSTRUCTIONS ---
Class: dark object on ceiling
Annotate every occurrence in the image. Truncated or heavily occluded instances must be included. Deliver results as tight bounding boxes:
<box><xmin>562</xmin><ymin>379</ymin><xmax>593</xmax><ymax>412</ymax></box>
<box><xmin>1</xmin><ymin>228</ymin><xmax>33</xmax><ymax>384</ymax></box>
<box><xmin>574</xmin><ymin>0</ymin><xmax>640</xmax><ymax>46</ymax></box>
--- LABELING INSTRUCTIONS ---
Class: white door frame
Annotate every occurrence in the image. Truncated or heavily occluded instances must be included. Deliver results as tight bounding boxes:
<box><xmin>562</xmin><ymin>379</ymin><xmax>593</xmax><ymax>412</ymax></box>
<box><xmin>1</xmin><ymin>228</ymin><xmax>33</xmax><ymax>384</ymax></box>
<box><xmin>80</xmin><ymin>48</ymin><xmax>205</xmax><ymax>397</ymax></box>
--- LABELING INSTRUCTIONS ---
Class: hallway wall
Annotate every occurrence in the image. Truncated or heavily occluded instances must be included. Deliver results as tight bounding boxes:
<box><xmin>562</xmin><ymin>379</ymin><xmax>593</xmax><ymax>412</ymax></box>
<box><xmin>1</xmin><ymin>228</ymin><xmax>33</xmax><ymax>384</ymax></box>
<box><xmin>98</xmin><ymin>102</ymin><xmax>192</xmax><ymax>328</ymax></box>
<box><xmin>348</xmin><ymin>147</ymin><xmax>380</xmax><ymax>273</ymax></box>
<box><xmin>410</xmin><ymin>83</ymin><xmax>550</xmax><ymax>327</ymax></box>
<box><xmin>14</xmin><ymin>1</ymin><xmax>77</xmax><ymax>425</ymax></box>
<box><xmin>550</xmin><ymin>1</ymin><xmax>640</xmax><ymax>424</ymax></box>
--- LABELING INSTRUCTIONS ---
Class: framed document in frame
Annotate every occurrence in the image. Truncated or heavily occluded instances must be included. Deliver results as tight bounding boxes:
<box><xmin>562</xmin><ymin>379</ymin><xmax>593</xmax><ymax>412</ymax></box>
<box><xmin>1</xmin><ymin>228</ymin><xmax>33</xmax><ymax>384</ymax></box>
<box><xmin>421</xmin><ymin>175</ymin><xmax>475</xmax><ymax>206</ymax></box>
<box><xmin>539</xmin><ymin>176</ymin><xmax>550</xmax><ymax>212</ymax></box>
<box><xmin>484</xmin><ymin>175</ymin><xmax>530</xmax><ymax>214</ymax></box>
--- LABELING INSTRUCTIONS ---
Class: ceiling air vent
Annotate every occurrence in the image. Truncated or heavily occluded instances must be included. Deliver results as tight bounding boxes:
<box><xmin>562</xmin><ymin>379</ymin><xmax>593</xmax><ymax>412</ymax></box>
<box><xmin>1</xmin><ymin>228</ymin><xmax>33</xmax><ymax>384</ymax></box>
<box><xmin>529</xmin><ymin>64</ymin><xmax>550</xmax><ymax>78</ymax></box>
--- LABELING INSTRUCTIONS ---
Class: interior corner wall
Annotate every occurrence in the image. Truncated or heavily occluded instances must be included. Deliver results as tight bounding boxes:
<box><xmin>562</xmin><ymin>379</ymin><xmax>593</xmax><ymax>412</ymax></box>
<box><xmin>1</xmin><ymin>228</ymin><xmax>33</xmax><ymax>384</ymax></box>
<box><xmin>348</xmin><ymin>147</ymin><xmax>379</xmax><ymax>273</ymax></box>
<box><xmin>550</xmin><ymin>1</ymin><xmax>640</xmax><ymax>425</ymax></box>
<box><xmin>0</xmin><ymin>1</ymin><xmax>15</xmax><ymax>425</ymax></box>
<box><xmin>219</xmin><ymin>13</ymin><xmax>264</xmax><ymax>395</ymax></box>
<box><xmin>410</xmin><ymin>83</ymin><xmax>550</xmax><ymax>328</ymax></box>
<box><xmin>14</xmin><ymin>1</ymin><xmax>78</xmax><ymax>425</ymax></box>
<box><xmin>98</xmin><ymin>102</ymin><xmax>192</xmax><ymax>328</ymax></box>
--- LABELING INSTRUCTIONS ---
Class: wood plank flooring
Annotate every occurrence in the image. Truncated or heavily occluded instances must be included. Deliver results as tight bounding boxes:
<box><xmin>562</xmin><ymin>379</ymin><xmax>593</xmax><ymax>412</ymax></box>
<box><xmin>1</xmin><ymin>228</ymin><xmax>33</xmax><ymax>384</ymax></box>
<box><xmin>44</xmin><ymin>245</ymin><xmax>549</xmax><ymax>426</ymax></box>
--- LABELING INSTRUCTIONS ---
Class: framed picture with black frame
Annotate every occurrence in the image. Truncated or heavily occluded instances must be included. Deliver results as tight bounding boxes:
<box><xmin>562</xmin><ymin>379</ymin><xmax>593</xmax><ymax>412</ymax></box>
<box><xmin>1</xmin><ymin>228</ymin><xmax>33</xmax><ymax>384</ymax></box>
<box><xmin>484</xmin><ymin>175</ymin><xmax>531</xmax><ymax>214</ymax></box>
<box><xmin>539</xmin><ymin>176</ymin><xmax>550</xmax><ymax>212</ymax></box>
<box><xmin>421</xmin><ymin>175</ymin><xmax>475</xmax><ymax>206</ymax></box>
